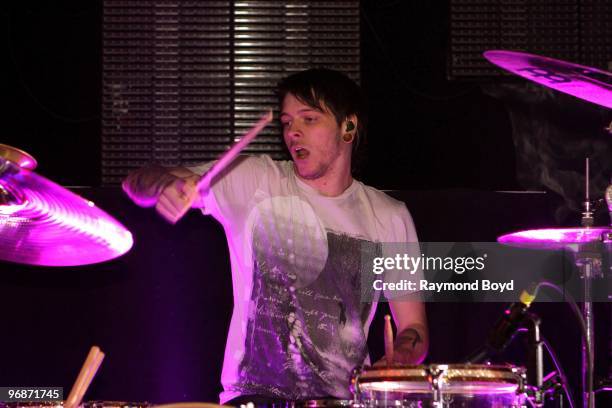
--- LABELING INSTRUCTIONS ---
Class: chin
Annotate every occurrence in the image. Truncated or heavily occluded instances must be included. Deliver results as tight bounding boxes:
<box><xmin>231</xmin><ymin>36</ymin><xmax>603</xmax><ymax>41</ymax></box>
<box><xmin>299</xmin><ymin>172</ymin><xmax>320</xmax><ymax>180</ymax></box>
<box><xmin>295</xmin><ymin>163</ymin><xmax>324</xmax><ymax>180</ymax></box>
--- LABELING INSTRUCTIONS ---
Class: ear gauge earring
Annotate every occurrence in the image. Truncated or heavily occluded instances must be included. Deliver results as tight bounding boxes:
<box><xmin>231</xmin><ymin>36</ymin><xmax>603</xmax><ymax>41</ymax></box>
<box><xmin>342</xmin><ymin>133</ymin><xmax>354</xmax><ymax>143</ymax></box>
<box><xmin>343</xmin><ymin>120</ymin><xmax>355</xmax><ymax>142</ymax></box>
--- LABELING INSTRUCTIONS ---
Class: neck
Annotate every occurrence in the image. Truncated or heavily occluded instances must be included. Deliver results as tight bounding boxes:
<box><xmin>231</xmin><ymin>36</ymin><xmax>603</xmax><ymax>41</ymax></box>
<box><xmin>296</xmin><ymin>161</ymin><xmax>353</xmax><ymax>197</ymax></box>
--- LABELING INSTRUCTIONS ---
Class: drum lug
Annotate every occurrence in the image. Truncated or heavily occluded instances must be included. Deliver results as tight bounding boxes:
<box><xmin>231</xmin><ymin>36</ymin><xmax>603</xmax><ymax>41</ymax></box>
<box><xmin>427</xmin><ymin>366</ymin><xmax>444</xmax><ymax>408</ymax></box>
<box><xmin>350</xmin><ymin>366</ymin><xmax>362</xmax><ymax>407</ymax></box>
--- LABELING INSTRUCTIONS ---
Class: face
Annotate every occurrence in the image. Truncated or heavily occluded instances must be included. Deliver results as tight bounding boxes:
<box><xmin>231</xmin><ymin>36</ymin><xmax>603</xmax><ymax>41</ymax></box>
<box><xmin>280</xmin><ymin>93</ymin><xmax>349</xmax><ymax>180</ymax></box>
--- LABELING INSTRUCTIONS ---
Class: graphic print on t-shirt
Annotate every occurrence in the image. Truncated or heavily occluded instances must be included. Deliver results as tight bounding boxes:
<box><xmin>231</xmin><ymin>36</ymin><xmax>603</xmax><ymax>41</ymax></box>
<box><xmin>235</xmin><ymin>196</ymin><xmax>380</xmax><ymax>399</ymax></box>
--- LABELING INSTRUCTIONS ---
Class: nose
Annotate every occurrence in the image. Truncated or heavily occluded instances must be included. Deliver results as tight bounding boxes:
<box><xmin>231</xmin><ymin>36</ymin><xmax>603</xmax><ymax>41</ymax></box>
<box><xmin>285</xmin><ymin>121</ymin><xmax>301</xmax><ymax>139</ymax></box>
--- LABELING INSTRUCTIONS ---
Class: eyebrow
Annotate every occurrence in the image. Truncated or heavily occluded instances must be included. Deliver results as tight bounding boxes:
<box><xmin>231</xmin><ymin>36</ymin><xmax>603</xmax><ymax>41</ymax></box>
<box><xmin>280</xmin><ymin>108</ymin><xmax>321</xmax><ymax>117</ymax></box>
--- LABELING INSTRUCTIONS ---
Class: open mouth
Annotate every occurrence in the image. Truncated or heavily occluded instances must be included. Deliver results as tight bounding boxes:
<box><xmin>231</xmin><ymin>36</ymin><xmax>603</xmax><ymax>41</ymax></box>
<box><xmin>294</xmin><ymin>146</ymin><xmax>309</xmax><ymax>159</ymax></box>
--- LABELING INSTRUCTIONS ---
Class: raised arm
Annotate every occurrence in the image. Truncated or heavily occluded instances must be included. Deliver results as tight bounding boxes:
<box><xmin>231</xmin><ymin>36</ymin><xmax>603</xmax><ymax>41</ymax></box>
<box><xmin>122</xmin><ymin>165</ymin><xmax>204</xmax><ymax>224</ymax></box>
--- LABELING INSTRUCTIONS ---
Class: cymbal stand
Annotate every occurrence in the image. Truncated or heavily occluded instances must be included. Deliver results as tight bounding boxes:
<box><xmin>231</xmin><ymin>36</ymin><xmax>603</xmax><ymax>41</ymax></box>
<box><xmin>605</xmin><ymin>182</ymin><xmax>612</xmax><ymax>227</ymax></box>
<box><xmin>604</xmin><ymin>179</ymin><xmax>612</xmax><ymax>399</ymax></box>
<box><xmin>575</xmin><ymin>158</ymin><xmax>599</xmax><ymax>408</ymax></box>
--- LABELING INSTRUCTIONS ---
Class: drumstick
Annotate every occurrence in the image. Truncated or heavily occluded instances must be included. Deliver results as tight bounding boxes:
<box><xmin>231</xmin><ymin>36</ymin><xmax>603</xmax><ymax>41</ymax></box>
<box><xmin>195</xmin><ymin>110</ymin><xmax>273</xmax><ymax>194</ymax></box>
<box><xmin>65</xmin><ymin>346</ymin><xmax>99</xmax><ymax>408</ymax></box>
<box><xmin>65</xmin><ymin>346</ymin><xmax>105</xmax><ymax>408</ymax></box>
<box><xmin>73</xmin><ymin>348</ymin><xmax>105</xmax><ymax>408</ymax></box>
<box><xmin>384</xmin><ymin>314</ymin><xmax>394</xmax><ymax>367</ymax></box>
<box><xmin>76</xmin><ymin>349</ymin><xmax>104</xmax><ymax>407</ymax></box>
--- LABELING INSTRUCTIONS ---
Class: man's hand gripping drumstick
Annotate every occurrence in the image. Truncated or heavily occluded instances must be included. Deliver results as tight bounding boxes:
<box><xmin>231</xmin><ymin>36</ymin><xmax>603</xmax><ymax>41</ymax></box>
<box><xmin>384</xmin><ymin>314</ymin><xmax>394</xmax><ymax>367</ymax></box>
<box><xmin>374</xmin><ymin>312</ymin><xmax>427</xmax><ymax>367</ymax></box>
<box><xmin>123</xmin><ymin>111</ymin><xmax>273</xmax><ymax>224</ymax></box>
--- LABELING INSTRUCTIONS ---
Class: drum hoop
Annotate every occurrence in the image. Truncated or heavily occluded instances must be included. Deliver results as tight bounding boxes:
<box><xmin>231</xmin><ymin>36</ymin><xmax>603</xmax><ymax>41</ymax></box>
<box><xmin>357</xmin><ymin>365</ymin><xmax>524</xmax><ymax>384</ymax></box>
<box><xmin>359</xmin><ymin>367</ymin><xmax>428</xmax><ymax>382</ymax></box>
<box><xmin>298</xmin><ymin>400</ymin><xmax>355</xmax><ymax>407</ymax></box>
<box><xmin>86</xmin><ymin>402</ymin><xmax>151</xmax><ymax>408</ymax></box>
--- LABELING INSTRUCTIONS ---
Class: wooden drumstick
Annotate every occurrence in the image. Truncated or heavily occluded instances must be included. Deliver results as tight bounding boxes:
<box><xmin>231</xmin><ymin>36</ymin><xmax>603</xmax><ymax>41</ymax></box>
<box><xmin>76</xmin><ymin>349</ymin><xmax>104</xmax><ymax>407</ymax></box>
<box><xmin>65</xmin><ymin>346</ymin><xmax>105</xmax><ymax>408</ymax></box>
<box><xmin>180</xmin><ymin>111</ymin><xmax>272</xmax><ymax>212</ymax></box>
<box><xmin>195</xmin><ymin>110</ymin><xmax>273</xmax><ymax>194</ymax></box>
<box><xmin>384</xmin><ymin>314</ymin><xmax>394</xmax><ymax>367</ymax></box>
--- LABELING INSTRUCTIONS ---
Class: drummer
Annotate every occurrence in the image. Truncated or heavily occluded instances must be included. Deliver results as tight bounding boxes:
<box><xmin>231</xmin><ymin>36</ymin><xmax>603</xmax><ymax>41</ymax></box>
<box><xmin>122</xmin><ymin>68</ymin><xmax>428</xmax><ymax>405</ymax></box>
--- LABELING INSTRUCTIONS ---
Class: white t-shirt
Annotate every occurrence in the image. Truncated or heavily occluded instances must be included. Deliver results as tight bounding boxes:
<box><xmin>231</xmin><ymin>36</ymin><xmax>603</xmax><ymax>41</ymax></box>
<box><xmin>189</xmin><ymin>155</ymin><xmax>418</xmax><ymax>403</ymax></box>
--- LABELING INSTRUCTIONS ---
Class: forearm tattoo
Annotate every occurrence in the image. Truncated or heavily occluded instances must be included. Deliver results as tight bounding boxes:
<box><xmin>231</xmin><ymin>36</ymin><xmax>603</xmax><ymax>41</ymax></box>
<box><xmin>128</xmin><ymin>165</ymin><xmax>177</xmax><ymax>198</ymax></box>
<box><xmin>394</xmin><ymin>328</ymin><xmax>422</xmax><ymax>351</ymax></box>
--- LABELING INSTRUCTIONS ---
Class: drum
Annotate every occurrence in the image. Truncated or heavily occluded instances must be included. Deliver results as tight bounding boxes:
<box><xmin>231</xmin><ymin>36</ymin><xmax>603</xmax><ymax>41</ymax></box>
<box><xmin>153</xmin><ymin>403</ymin><xmax>227</xmax><ymax>408</ymax></box>
<box><xmin>86</xmin><ymin>403</ymin><xmax>150</xmax><ymax>408</ymax></box>
<box><xmin>296</xmin><ymin>400</ymin><xmax>356</xmax><ymax>408</ymax></box>
<box><xmin>0</xmin><ymin>402</ymin><xmax>149</xmax><ymax>408</ymax></box>
<box><xmin>0</xmin><ymin>403</ymin><xmax>62</xmax><ymax>408</ymax></box>
<box><xmin>351</xmin><ymin>364</ymin><xmax>526</xmax><ymax>407</ymax></box>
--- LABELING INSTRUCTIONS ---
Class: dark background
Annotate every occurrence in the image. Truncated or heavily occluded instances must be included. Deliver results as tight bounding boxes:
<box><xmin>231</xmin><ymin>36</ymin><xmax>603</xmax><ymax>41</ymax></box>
<box><xmin>2</xmin><ymin>1</ymin><xmax>610</xmax><ymax>202</ymax></box>
<box><xmin>1</xmin><ymin>0</ymin><xmax>611</xmax><ymax>406</ymax></box>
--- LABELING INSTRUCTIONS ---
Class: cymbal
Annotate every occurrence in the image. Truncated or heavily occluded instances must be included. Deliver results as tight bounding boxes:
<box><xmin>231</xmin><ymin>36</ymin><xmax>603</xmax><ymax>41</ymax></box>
<box><xmin>0</xmin><ymin>143</ymin><xmax>37</xmax><ymax>170</ymax></box>
<box><xmin>483</xmin><ymin>50</ymin><xmax>612</xmax><ymax>109</ymax></box>
<box><xmin>498</xmin><ymin>227</ymin><xmax>611</xmax><ymax>250</ymax></box>
<box><xmin>0</xmin><ymin>155</ymin><xmax>133</xmax><ymax>266</ymax></box>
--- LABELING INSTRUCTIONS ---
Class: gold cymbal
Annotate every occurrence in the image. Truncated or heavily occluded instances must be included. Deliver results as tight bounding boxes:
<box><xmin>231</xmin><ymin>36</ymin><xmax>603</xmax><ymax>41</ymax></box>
<box><xmin>0</xmin><ymin>143</ymin><xmax>37</xmax><ymax>170</ymax></box>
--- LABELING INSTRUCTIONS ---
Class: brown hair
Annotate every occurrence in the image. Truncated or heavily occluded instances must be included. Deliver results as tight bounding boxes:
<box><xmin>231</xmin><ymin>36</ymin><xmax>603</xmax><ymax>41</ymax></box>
<box><xmin>278</xmin><ymin>68</ymin><xmax>368</xmax><ymax>173</ymax></box>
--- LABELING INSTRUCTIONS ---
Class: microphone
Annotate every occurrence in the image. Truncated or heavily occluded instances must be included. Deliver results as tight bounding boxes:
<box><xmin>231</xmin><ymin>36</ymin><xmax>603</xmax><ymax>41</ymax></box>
<box><xmin>465</xmin><ymin>283</ymin><xmax>539</xmax><ymax>363</ymax></box>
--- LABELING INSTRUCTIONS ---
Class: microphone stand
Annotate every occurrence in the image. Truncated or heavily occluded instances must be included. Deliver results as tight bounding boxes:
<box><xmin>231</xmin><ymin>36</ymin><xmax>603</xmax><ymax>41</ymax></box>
<box><xmin>463</xmin><ymin>306</ymin><xmax>575</xmax><ymax>407</ymax></box>
<box><xmin>525</xmin><ymin>313</ymin><xmax>571</xmax><ymax>408</ymax></box>
<box><xmin>525</xmin><ymin>313</ymin><xmax>544</xmax><ymax>407</ymax></box>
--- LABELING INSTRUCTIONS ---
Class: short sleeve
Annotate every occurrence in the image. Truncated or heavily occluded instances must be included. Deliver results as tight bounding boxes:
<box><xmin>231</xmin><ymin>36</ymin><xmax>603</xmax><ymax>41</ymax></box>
<box><xmin>186</xmin><ymin>155</ymin><xmax>272</xmax><ymax>221</ymax></box>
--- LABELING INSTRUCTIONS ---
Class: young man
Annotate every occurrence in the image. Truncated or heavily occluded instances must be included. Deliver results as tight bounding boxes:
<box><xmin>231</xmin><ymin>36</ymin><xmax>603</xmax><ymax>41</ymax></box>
<box><xmin>123</xmin><ymin>68</ymin><xmax>428</xmax><ymax>404</ymax></box>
